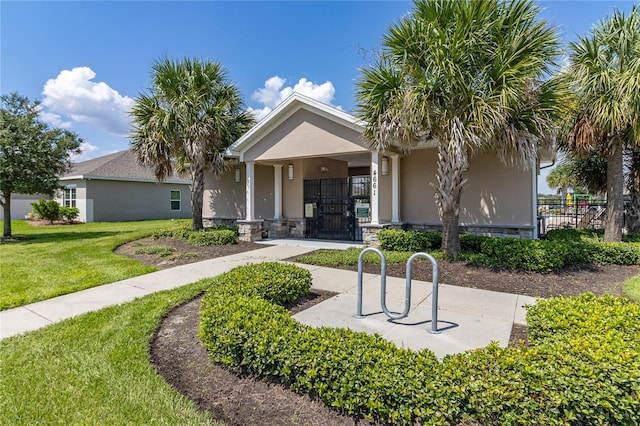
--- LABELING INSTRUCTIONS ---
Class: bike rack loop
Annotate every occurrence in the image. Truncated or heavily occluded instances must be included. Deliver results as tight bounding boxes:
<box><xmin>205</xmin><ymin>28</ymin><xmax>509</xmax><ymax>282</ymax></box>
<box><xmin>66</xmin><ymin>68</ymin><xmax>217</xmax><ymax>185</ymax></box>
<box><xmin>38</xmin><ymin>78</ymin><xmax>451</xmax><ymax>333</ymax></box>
<box><xmin>354</xmin><ymin>247</ymin><xmax>411</xmax><ymax>321</ymax></box>
<box><xmin>355</xmin><ymin>249</ymin><xmax>441</xmax><ymax>334</ymax></box>
<box><xmin>406</xmin><ymin>252</ymin><xmax>441</xmax><ymax>334</ymax></box>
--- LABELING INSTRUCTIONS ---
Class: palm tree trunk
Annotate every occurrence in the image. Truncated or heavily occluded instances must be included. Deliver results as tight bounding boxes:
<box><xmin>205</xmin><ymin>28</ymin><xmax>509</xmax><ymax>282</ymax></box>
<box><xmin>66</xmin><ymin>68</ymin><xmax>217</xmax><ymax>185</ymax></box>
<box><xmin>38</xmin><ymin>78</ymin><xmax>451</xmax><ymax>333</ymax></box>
<box><xmin>433</xmin><ymin>138</ymin><xmax>468</xmax><ymax>257</ymax></box>
<box><xmin>604</xmin><ymin>136</ymin><xmax>624</xmax><ymax>242</ymax></box>
<box><xmin>190</xmin><ymin>166</ymin><xmax>205</xmax><ymax>231</ymax></box>
<box><xmin>627</xmin><ymin>146</ymin><xmax>640</xmax><ymax>233</ymax></box>
<box><xmin>2</xmin><ymin>190</ymin><xmax>11</xmax><ymax>238</ymax></box>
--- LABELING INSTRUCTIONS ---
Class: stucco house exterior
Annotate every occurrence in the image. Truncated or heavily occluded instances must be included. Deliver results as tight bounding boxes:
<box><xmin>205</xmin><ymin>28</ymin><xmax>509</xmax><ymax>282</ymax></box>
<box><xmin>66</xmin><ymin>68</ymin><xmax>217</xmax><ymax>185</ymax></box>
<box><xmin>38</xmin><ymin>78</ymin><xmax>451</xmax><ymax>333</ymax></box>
<box><xmin>57</xmin><ymin>150</ymin><xmax>191</xmax><ymax>223</ymax></box>
<box><xmin>0</xmin><ymin>193</ymin><xmax>50</xmax><ymax>221</ymax></box>
<box><xmin>204</xmin><ymin>93</ymin><xmax>541</xmax><ymax>243</ymax></box>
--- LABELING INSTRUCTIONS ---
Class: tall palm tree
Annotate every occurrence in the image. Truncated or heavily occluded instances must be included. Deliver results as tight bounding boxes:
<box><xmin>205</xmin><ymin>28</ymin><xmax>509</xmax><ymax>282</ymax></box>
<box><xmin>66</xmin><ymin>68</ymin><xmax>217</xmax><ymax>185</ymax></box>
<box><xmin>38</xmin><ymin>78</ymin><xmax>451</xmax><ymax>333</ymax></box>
<box><xmin>356</xmin><ymin>0</ymin><xmax>563</xmax><ymax>256</ymax></box>
<box><xmin>562</xmin><ymin>5</ymin><xmax>640</xmax><ymax>241</ymax></box>
<box><xmin>130</xmin><ymin>58</ymin><xmax>254</xmax><ymax>230</ymax></box>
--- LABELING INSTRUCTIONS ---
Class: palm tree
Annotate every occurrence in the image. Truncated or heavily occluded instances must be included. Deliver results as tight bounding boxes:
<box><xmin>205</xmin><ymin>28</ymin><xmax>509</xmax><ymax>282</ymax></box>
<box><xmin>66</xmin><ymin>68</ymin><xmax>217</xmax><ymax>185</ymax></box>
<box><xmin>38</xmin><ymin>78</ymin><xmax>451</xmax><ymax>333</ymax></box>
<box><xmin>356</xmin><ymin>0</ymin><xmax>563</xmax><ymax>256</ymax></box>
<box><xmin>130</xmin><ymin>58</ymin><xmax>254</xmax><ymax>230</ymax></box>
<box><xmin>562</xmin><ymin>5</ymin><xmax>640</xmax><ymax>241</ymax></box>
<box><xmin>546</xmin><ymin>162</ymin><xmax>580</xmax><ymax>201</ymax></box>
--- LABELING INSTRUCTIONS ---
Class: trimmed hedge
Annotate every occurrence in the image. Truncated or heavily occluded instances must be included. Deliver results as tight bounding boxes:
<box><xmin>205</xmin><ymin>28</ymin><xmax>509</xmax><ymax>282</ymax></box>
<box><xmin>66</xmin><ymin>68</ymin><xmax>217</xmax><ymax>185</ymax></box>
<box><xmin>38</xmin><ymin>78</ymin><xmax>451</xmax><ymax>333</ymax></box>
<box><xmin>199</xmin><ymin>264</ymin><xmax>640</xmax><ymax>424</ymax></box>
<box><xmin>152</xmin><ymin>225</ymin><xmax>237</xmax><ymax>246</ymax></box>
<box><xmin>376</xmin><ymin>229</ymin><xmax>640</xmax><ymax>273</ymax></box>
<box><xmin>378</xmin><ymin>229</ymin><xmax>442</xmax><ymax>252</ymax></box>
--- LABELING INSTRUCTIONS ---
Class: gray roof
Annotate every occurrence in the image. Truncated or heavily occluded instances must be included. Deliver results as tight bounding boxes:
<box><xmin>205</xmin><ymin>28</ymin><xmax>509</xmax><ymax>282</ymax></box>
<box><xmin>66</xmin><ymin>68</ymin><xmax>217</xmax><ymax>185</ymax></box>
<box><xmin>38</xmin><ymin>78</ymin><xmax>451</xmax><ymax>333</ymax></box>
<box><xmin>61</xmin><ymin>150</ymin><xmax>190</xmax><ymax>184</ymax></box>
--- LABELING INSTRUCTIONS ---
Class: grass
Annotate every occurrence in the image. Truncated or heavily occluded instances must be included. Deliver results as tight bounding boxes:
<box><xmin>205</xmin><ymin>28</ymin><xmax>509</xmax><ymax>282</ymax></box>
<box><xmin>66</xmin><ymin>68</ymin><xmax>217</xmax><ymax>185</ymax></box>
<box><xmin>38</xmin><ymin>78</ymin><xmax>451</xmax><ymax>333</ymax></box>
<box><xmin>295</xmin><ymin>247</ymin><xmax>444</xmax><ymax>267</ymax></box>
<box><xmin>623</xmin><ymin>274</ymin><xmax>640</xmax><ymax>303</ymax></box>
<box><xmin>0</xmin><ymin>219</ymin><xmax>189</xmax><ymax>310</ymax></box>
<box><xmin>134</xmin><ymin>245</ymin><xmax>176</xmax><ymax>257</ymax></box>
<box><xmin>0</xmin><ymin>279</ymin><xmax>218</xmax><ymax>425</ymax></box>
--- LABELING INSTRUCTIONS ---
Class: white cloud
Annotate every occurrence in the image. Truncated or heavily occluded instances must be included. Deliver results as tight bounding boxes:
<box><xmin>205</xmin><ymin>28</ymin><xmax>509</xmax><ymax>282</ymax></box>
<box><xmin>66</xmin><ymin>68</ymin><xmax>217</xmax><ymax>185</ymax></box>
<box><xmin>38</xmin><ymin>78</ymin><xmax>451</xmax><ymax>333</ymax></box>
<box><xmin>41</xmin><ymin>67</ymin><xmax>134</xmax><ymax>136</ymax></box>
<box><xmin>248</xmin><ymin>76</ymin><xmax>337</xmax><ymax>121</ymax></box>
<box><xmin>71</xmin><ymin>141</ymin><xmax>100</xmax><ymax>162</ymax></box>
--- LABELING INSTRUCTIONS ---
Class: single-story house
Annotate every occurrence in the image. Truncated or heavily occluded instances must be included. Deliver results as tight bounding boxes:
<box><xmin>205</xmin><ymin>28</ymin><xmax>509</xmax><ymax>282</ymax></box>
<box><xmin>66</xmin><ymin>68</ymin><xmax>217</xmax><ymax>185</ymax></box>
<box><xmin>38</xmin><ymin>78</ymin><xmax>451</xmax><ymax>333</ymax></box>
<box><xmin>57</xmin><ymin>150</ymin><xmax>192</xmax><ymax>222</ymax></box>
<box><xmin>0</xmin><ymin>193</ymin><xmax>50</xmax><ymax>221</ymax></box>
<box><xmin>204</xmin><ymin>93</ymin><xmax>543</xmax><ymax>243</ymax></box>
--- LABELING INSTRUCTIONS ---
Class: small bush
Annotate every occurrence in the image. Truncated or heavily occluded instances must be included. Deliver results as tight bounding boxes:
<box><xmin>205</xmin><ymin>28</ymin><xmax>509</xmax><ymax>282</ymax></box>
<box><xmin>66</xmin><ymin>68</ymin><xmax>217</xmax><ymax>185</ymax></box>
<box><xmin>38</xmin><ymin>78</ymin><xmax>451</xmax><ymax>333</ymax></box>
<box><xmin>60</xmin><ymin>206</ymin><xmax>79</xmax><ymax>222</ymax></box>
<box><xmin>31</xmin><ymin>199</ymin><xmax>61</xmax><ymax>223</ymax></box>
<box><xmin>152</xmin><ymin>226</ymin><xmax>237</xmax><ymax>246</ymax></box>
<box><xmin>187</xmin><ymin>229</ymin><xmax>236</xmax><ymax>246</ymax></box>
<box><xmin>378</xmin><ymin>229</ymin><xmax>442</xmax><ymax>251</ymax></box>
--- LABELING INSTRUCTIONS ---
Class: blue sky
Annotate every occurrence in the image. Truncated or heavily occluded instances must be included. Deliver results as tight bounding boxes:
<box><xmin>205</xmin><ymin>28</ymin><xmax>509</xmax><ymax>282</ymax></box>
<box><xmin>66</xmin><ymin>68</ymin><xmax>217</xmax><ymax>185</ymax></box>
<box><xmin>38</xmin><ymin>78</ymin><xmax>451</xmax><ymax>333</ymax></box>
<box><xmin>1</xmin><ymin>0</ymin><xmax>637</xmax><ymax>192</ymax></box>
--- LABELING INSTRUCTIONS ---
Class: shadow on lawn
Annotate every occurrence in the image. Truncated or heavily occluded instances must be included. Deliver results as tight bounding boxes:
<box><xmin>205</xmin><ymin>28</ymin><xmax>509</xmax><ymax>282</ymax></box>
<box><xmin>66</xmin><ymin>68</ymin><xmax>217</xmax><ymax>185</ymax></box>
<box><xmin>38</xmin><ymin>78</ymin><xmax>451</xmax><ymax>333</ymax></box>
<box><xmin>2</xmin><ymin>231</ymin><xmax>123</xmax><ymax>245</ymax></box>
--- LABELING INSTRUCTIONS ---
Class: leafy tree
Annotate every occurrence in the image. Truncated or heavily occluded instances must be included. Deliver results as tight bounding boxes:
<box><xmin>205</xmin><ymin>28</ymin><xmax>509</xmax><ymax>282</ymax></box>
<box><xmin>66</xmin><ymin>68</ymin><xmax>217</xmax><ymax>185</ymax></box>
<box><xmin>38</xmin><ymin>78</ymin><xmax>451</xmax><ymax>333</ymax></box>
<box><xmin>0</xmin><ymin>93</ymin><xmax>81</xmax><ymax>237</ymax></box>
<box><xmin>561</xmin><ymin>5</ymin><xmax>640</xmax><ymax>242</ymax></box>
<box><xmin>130</xmin><ymin>58</ymin><xmax>254</xmax><ymax>231</ymax></box>
<box><xmin>356</xmin><ymin>0</ymin><xmax>563</xmax><ymax>256</ymax></box>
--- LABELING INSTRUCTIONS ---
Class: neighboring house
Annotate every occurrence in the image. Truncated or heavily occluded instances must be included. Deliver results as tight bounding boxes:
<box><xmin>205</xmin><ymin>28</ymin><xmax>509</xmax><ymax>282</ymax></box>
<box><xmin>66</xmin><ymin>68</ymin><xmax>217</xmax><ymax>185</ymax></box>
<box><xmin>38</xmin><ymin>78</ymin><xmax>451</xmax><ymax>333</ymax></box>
<box><xmin>57</xmin><ymin>150</ymin><xmax>191</xmax><ymax>223</ymax></box>
<box><xmin>0</xmin><ymin>193</ymin><xmax>50</xmax><ymax>221</ymax></box>
<box><xmin>204</xmin><ymin>93</ymin><xmax>542</xmax><ymax>243</ymax></box>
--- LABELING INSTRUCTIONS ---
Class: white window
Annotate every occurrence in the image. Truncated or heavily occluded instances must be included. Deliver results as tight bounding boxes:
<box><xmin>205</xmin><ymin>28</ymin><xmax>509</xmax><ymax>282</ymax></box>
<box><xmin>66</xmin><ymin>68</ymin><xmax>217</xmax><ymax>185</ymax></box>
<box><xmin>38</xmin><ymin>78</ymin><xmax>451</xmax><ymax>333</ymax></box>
<box><xmin>63</xmin><ymin>187</ymin><xmax>76</xmax><ymax>207</ymax></box>
<box><xmin>170</xmin><ymin>190</ymin><xmax>181</xmax><ymax>211</ymax></box>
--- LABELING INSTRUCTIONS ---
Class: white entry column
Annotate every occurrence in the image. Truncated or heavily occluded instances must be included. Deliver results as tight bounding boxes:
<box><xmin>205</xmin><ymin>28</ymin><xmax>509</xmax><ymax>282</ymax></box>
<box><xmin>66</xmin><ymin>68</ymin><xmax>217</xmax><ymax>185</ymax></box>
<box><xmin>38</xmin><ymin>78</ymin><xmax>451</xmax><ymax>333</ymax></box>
<box><xmin>391</xmin><ymin>154</ymin><xmax>401</xmax><ymax>223</ymax></box>
<box><xmin>274</xmin><ymin>164</ymin><xmax>283</xmax><ymax>219</ymax></box>
<box><xmin>370</xmin><ymin>152</ymin><xmax>380</xmax><ymax>225</ymax></box>
<box><xmin>245</xmin><ymin>161</ymin><xmax>255</xmax><ymax>221</ymax></box>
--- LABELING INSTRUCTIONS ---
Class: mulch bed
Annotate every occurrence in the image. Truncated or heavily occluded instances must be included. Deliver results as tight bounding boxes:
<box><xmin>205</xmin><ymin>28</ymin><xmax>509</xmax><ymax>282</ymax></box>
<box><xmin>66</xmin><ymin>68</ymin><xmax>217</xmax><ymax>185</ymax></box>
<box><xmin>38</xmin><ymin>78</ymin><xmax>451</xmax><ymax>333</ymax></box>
<box><xmin>114</xmin><ymin>239</ymin><xmax>640</xmax><ymax>425</ymax></box>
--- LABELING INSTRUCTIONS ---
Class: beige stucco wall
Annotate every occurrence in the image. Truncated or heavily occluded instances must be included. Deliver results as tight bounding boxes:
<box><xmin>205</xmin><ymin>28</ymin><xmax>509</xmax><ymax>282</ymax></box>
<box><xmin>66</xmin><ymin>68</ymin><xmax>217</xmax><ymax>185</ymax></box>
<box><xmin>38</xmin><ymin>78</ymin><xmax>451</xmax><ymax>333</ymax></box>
<box><xmin>400</xmin><ymin>149</ymin><xmax>533</xmax><ymax>226</ymax></box>
<box><xmin>243</xmin><ymin>109</ymin><xmax>368</xmax><ymax>162</ymax></box>
<box><xmin>83</xmin><ymin>180</ymin><xmax>191</xmax><ymax>222</ymax></box>
<box><xmin>204</xmin><ymin>164</ymin><xmax>274</xmax><ymax>219</ymax></box>
<box><xmin>282</xmin><ymin>159</ymin><xmax>304</xmax><ymax>218</ymax></box>
<box><xmin>204</xmin><ymin>168</ymin><xmax>245</xmax><ymax>218</ymax></box>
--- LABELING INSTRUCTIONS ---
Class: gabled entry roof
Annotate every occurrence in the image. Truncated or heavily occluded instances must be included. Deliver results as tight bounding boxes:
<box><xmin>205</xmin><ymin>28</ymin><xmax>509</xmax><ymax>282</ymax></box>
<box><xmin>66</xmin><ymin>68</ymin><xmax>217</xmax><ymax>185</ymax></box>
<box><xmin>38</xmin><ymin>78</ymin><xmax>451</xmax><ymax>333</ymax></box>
<box><xmin>227</xmin><ymin>93</ymin><xmax>370</xmax><ymax>163</ymax></box>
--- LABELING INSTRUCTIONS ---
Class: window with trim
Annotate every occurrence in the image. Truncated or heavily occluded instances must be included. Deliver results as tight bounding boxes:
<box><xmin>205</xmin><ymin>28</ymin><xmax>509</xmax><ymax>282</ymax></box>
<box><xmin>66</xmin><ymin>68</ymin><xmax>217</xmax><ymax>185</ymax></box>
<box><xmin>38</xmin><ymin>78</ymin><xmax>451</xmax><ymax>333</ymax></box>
<box><xmin>170</xmin><ymin>190</ymin><xmax>181</xmax><ymax>211</ymax></box>
<box><xmin>63</xmin><ymin>188</ymin><xmax>76</xmax><ymax>207</ymax></box>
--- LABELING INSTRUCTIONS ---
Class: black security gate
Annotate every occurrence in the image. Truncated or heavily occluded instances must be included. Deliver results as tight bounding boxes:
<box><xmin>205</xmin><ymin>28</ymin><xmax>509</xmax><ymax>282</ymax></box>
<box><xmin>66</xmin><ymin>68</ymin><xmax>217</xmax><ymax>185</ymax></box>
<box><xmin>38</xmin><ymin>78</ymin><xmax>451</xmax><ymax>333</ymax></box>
<box><xmin>304</xmin><ymin>176</ymin><xmax>370</xmax><ymax>241</ymax></box>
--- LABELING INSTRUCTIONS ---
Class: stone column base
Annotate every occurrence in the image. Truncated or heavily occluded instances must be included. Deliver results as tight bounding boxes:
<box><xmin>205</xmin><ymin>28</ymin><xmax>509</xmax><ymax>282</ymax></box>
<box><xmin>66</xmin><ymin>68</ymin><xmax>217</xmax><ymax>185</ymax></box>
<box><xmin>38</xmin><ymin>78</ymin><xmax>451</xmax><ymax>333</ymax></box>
<box><xmin>360</xmin><ymin>223</ymin><xmax>387</xmax><ymax>247</ymax></box>
<box><xmin>238</xmin><ymin>219</ymin><xmax>264</xmax><ymax>242</ymax></box>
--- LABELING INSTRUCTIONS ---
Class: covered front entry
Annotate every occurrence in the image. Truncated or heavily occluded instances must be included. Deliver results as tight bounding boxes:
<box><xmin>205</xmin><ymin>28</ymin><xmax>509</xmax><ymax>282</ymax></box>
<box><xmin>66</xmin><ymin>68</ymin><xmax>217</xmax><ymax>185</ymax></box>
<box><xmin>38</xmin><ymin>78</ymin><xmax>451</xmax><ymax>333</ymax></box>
<box><xmin>304</xmin><ymin>176</ymin><xmax>370</xmax><ymax>241</ymax></box>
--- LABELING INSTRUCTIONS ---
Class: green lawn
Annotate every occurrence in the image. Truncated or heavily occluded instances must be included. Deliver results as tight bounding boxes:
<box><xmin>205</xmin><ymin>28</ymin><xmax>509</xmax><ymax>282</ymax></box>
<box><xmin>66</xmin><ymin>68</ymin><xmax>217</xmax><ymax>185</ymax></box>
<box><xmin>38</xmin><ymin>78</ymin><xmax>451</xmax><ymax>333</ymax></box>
<box><xmin>0</xmin><ymin>219</ymin><xmax>189</xmax><ymax>310</ymax></box>
<box><xmin>0</xmin><ymin>279</ymin><xmax>218</xmax><ymax>425</ymax></box>
<box><xmin>624</xmin><ymin>274</ymin><xmax>640</xmax><ymax>302</ymax></box>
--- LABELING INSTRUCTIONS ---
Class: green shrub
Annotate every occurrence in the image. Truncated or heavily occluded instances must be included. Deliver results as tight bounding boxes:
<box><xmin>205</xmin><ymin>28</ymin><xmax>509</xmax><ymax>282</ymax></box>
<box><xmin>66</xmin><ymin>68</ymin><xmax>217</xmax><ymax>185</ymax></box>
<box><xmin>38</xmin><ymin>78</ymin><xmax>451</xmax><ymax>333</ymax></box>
<box><xmin>60</xmin><ymin>206</ymin><xmax>80</xmax><ymax>222</ymax></box>
<box><xmin>31</xmin><ymin>199</ymin><xmax>61</xmax><ymax>223</ymax></box>
<box><xmin>212</xmin><ymin>224</ymin><xmax>240</xmax><ymax>236</ymax></box>
<box><xmin>152</xmin><ymin>226</ymin><xmax>237</xmax><ymax>246</ymax></box>
<box><xmin>187</xmin><ymin>229</ymin><xmax>236</xmax><ymax>246</ymax></box>
<box><xmin>200</xmin><ymin>264</ymin><xmax>640</xmax><ymax>425</ymax></box>
<box><xmin>378</xmin><ymin>229</ymin><xmax>442</xmax><ymax>252</ymax></box>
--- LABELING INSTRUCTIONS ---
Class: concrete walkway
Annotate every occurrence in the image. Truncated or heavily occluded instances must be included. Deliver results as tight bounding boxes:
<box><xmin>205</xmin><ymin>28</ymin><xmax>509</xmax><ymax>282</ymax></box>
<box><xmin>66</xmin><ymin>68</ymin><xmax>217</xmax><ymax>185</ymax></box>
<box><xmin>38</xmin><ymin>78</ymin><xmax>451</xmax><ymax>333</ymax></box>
<box><xmin>1</xmin><ymin>241</ymin><xmax>535</xmax><ymax>359</ymax></box>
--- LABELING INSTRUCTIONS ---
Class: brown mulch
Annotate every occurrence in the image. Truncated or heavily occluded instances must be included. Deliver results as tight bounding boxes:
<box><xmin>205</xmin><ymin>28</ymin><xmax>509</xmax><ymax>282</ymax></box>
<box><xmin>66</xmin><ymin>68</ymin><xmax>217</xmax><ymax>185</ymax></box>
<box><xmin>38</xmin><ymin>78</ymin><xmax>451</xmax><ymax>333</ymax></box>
<box><xmin>115</xmin><ymin>239</ymin><xmax>640</xmax><ymax>426</ymax></box>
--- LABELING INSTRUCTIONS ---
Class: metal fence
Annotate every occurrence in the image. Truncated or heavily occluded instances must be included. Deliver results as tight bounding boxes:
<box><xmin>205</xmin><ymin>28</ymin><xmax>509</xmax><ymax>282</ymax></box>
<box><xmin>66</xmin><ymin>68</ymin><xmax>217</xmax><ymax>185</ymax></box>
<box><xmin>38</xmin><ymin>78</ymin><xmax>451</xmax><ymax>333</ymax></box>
<box><xmin>537</xmin><ymin>197</ymin><xmax>608</xmax><ymax>236</ymax></box>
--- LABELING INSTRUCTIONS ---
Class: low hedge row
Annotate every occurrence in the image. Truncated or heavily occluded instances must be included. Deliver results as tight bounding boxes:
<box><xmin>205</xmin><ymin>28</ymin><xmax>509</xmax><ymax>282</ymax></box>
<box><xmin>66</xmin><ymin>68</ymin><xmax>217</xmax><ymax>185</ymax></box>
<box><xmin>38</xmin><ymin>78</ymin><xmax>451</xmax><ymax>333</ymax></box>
<box><xmin>199</xmin><ymin>264</ymin><xmax>640</xmax><ymax>425</ymax></box>
<box><xmin>377</xmin><ymin>228</ymin><xmax>640</xmax><ymax>273</ymax></box>
<box><xmin>152</xmin><ymin>226</ymin><xmax>237</xmax><ymax>246</ymax></box>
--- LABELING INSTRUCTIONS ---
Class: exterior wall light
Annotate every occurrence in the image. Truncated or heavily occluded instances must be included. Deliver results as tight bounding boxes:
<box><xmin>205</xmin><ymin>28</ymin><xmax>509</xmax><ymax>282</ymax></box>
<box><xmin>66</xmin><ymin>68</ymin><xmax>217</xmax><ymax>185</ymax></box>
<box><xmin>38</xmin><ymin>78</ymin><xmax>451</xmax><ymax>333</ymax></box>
<box><xmin>320</xmin><ymin>166</ymin><xmax>329</xmax><ymax>172</ymax></box>
<box><xmin>288</xmin><ymin>164</ymin><xmax>294</xmax><ymax>180</ymax></box>
<box><xmin>235</xmin><ymin>168</ymin><xmax>241</xmax><ymax>183</ymax></box>
<box><xmin>381</xmin><ymin>156</ymin><xmax>389</xmax><ymax>176</ymax></box>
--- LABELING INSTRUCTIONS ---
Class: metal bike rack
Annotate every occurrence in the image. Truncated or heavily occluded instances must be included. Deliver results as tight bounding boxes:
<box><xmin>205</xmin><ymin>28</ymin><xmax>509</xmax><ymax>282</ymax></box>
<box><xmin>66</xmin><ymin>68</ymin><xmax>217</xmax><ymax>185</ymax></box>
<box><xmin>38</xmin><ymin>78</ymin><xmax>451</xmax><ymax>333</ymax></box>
<box><xmin>406</xmin><ymin>252</ymin><xmax>441</xmax><ymax>334</ymax></box>
<box><xmin>354</xmin><ymin>249</ymin><xmax>441</xmax><ymax>334</ymax></box>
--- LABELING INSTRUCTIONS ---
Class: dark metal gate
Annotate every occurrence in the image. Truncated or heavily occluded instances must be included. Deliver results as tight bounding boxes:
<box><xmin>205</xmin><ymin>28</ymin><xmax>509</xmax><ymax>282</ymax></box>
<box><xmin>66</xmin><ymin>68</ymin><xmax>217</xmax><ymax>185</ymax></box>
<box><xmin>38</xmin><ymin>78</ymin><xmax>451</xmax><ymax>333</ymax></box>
<box><xmin>304</xmin><ymin>176</ymin><xmax>370</xmax><ymax>241</ymax></box>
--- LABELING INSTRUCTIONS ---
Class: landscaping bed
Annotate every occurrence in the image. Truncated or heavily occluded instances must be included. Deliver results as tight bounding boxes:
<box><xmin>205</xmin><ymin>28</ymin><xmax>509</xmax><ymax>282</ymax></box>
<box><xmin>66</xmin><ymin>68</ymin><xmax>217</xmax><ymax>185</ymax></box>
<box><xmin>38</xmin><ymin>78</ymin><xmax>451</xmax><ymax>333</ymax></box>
<box><xmin>127</xmin><ymin>235</ymin><xmax>640</xmax><ymax>425</ymax></box>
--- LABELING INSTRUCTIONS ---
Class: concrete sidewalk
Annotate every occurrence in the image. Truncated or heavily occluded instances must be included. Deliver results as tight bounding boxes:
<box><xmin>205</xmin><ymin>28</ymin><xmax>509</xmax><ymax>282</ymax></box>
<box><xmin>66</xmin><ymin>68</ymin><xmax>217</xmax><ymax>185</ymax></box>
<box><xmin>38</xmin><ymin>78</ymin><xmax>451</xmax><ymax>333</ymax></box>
<box><xmin>1</xmin><ymin>242</ymin><xmax>535</xmax><ymax>359</ymax></box>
